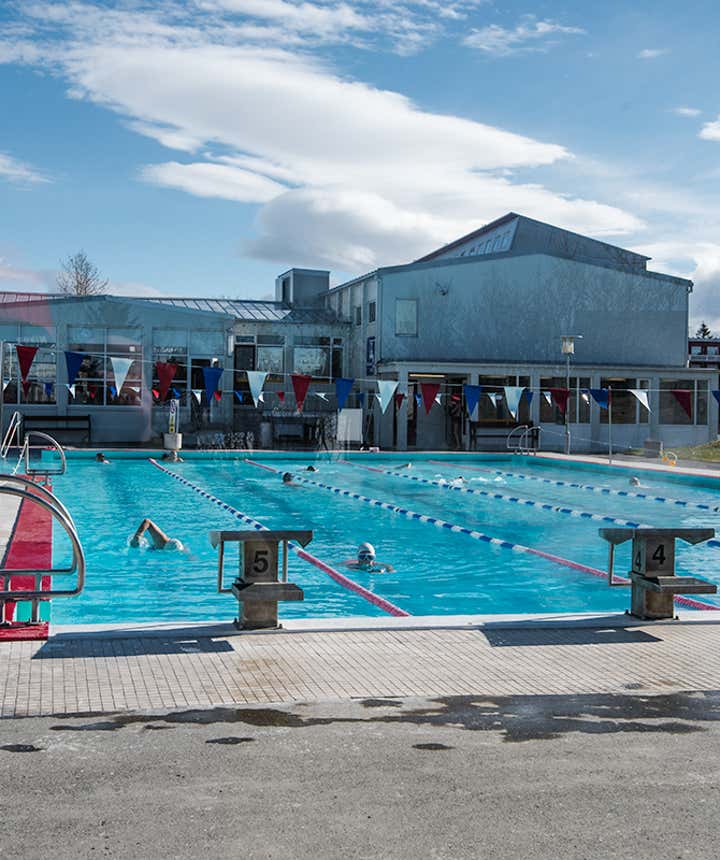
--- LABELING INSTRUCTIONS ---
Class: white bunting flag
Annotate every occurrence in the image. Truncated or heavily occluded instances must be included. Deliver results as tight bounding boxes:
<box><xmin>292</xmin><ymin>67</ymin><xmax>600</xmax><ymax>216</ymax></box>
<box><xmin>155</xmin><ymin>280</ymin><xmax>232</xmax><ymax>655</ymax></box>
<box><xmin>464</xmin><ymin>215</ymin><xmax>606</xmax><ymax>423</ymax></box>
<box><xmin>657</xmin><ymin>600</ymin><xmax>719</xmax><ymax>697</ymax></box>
<box><xmin>245</xmin><ymin>370</ymin><xmax>267</xmax><ymax>408</ymax></box>
<box><xmin>503</xmin><ymin>386</ymin><xmax>525</xmax><ymax>420</ymax></box>
<box><xmin>2</xmin><ymin>379</ymin><xmax>9</xmax><ymax>392</ymax></box>
<box><xmin>581</xmin><ymin>391</ymin><xmax>590</xmax><ymax>404</ymax></box>
<box><xmin>434</xmin><ymin>393</ymin><xmax>442</xmax><ymax>406</ymax></box>
<box><xmin>542</xmin><ymin>391</ymin><xmax>553</xmax><ymax>406</ymax></box>
<box><xmin>375</xmin><ymin>393</ymin><xmax>382</xmax><ymax>405</ymax></box>
<box><xmin>377</xmin><ymin>379</ymin><xmax>398</xmax><ymax>414</ymax></box>
<box><xmin>192</xmin><ymin>389</ymin><xmax>203</xmax><ymax>405</ymax></box>
<box><xmin>66</xmin><ymin>384</ymin><xmax>76</xmax><ymax>398</ymax></box>
<box><xmin>110</xmin><ymin>356</ymin><xmax>133</xmax><ymax>394</ymax></box>
<box><xmin>258</xmin><ymin>392</ymin><xmax>265</xmax><ymax>404</ymax></box>
<box><xmin>315</xmin><ymin>392</ymin><xmax>329</xmax><ymax>402</ymax></box>
<box><xmin>629</xmin><ymin>389</ymin><xmax>651</xmax><ymax>413</ymax></box>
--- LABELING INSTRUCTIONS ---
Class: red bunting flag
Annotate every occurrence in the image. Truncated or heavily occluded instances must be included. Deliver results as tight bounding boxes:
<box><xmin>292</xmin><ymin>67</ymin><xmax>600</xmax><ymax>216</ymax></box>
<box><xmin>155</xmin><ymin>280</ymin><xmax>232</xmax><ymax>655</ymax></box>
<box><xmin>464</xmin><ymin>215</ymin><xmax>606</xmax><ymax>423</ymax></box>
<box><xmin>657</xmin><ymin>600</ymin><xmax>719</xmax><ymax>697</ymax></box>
<box><xmin>420</xmin><ymin>382</ymin><xmax>440</xmax><ymax>415</ymax></box>
<box><xmin>214</xmin><ymin>390</ymin><xmax>222</xmax><ymax>402</ymax></box>
<box><xmin>151</xmin><ymin>389</ymin><xmax>159</xmax><ymax>399</ymax></box>
<box><xmin>16</xmin><ymin>345</ymin><xmax>38</xmax><ymax>396</ymax></box>
<box><xmin>291</xmin><ymin>374</ymin><xmax>312</xmax><ymax>413</ymax></box>
<box><xmin>156</xmin><ymin>362</ymin><xmax>178</xmax><ymax>401</ymax></box>
<box><xmin>671</xmin><ymin>389</ymin><xmax>692</xmax><ymax>418</ymax></box>
<box><xmin>549</xmin><ymin>387</ymin><xmax>570</xmax><ymax>416</ymax></box>
<box><xmin>394</xmin><ymin>392</ymin><xmax>406</xmax><ymax>409</ymax></box>
<box><xmin>277</xmin><ymin>391</ymin><xmax>285</xmax><ymax>403</ymax></box>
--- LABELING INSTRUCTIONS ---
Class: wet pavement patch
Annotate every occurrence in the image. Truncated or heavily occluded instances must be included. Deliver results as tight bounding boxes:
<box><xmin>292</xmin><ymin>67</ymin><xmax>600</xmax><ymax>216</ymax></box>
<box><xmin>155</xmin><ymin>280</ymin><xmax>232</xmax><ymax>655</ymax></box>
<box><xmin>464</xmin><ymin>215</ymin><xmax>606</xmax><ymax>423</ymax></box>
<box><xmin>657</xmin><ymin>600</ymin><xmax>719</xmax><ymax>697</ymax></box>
<box><xmin>206</xmin><ymin>737</ymin><xmax>255</xmax><ymax>745</ymax></box>
<box><xmin>44</xmin><ymin>690</ymin><xmax>720</xmax><ymax>743</ymax></box>
<box><xmin>1</xmin><ymin>743</ymin><xmax>43</xmax><ymax>753</ymax></box>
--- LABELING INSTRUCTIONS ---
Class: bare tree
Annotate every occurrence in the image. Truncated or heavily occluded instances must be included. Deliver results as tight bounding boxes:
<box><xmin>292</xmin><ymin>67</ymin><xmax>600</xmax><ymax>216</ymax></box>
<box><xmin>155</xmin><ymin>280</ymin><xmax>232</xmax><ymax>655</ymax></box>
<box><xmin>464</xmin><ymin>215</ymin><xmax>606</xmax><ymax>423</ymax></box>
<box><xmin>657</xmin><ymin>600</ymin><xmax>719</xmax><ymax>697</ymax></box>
<box><xmin>56</xmin><ymin>251</ymin><xmax>109</xmax><ymax>296</ymax></box>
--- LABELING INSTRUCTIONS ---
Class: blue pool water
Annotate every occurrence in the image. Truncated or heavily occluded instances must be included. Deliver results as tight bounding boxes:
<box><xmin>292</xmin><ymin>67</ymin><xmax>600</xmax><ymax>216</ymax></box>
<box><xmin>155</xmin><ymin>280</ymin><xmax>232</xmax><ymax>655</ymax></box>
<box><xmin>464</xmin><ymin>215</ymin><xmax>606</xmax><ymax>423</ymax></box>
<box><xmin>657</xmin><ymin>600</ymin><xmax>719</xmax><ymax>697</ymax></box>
<box><xmin>49</xmin><ymin>453</ymin><xmax>720</xmax><ymax>623</ymax></box>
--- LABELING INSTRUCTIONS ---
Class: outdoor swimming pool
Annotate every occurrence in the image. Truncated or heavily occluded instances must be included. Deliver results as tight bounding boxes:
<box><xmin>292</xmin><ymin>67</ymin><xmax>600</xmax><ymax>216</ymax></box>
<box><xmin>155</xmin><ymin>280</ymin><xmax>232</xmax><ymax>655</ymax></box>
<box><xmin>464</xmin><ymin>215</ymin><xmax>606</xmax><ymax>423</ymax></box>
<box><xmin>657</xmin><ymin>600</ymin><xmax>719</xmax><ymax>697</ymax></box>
<box><xmin>49</xmin><ymin>453</ymin><xmax>720</xmax><ymax>624</ymax></box>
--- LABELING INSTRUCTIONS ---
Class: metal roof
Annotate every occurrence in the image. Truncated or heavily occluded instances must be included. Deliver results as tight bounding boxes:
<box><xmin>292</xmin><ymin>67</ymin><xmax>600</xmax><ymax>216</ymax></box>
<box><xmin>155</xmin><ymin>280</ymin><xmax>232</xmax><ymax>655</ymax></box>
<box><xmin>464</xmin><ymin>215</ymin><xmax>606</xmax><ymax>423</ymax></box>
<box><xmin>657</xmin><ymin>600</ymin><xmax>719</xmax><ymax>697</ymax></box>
<box><xmin>141</xmin><ymin>297</ymin><xmax>341</xmax><ymax>324</ymax></box>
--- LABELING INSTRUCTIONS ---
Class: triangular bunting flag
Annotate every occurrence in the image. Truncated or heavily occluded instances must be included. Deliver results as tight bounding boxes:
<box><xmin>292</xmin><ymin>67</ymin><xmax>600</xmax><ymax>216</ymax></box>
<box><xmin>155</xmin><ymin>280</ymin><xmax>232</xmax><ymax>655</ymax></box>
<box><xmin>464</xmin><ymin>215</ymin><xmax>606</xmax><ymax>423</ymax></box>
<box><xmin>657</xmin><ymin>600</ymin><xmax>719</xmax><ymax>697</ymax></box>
<box><xmin>335</xmin><ymin>378</ymin><xmax>354</xmax><ymax>411</ymax></box>
<box><xmin>434</xmin><ymin>393</ymin><xmax>442</xmax><ymax>406</ymax></box>
<box><xmin>414</xmin><ymin>393</ymin><xmax>422</xmax><ymax>407</ymax></box>
<box><xmin>542</xmin><ymin>391</ymin><xmax>553</xmax><ymax>406</ymax></box>
<box><xmin>712</xmin><ymin>390</ymin><xmax>720</xmax><ymax>407</ymax></box>
<box><xmin>463</xmin><ymin>384</ymin><xmax>481</xmax><ymax>417</ymax></box>
<box><xmin>156</xmin><ymin>362</ymin><xmax>178</xmax><ymax>401</ymax></box>
<box><xmin>203</xmin><ymin>366</ymin><xmax>223</xmax><ymax>404</ymax></box>
<box><xmin>234</xmin><ymin>390</ymin><xmax>244</xmax><ymax>403</ymax></box>
<box><xmin>277</xmin><ymin>391</ymin><xmax>285</xmax><ymax>403</ymax></box>
<box><xmin>357</xmin><ymin>392</ymin><xmax>366</xmax><ymax>407</ymax></box>
<box><xmin>43</xmin><ymin>382</ymin><xmax>54</xmax><ymax>398</ymax></box>
<box><xmin>671</xmin><ymin>389</ymin><xmax>692</xmax><ymax>418</ymax></box>
<box><xmin>16</xmin><ymin>345</ymin><xmax>38</xmax><ymax>396</ymax></box>
<box><xmin>291</xmin><ymin>373</ymin><xmax>312</xmax><ymax>413</ymax></box>
<box><xmin>171</xmin><ymin>387</ymin><xmax>181</xmax><ymax>399</ymax></box>
<box><xmin>525</xmin><ymin>390</ymin><xmax>534</xmax><ymax>405</ymax></box>
<box><xmin>589</xmin><ymin>388</ymin><xmax>610</xmax><ymax>410</ymax></box>
<box><xmin>377</xmin><ymin>379</ymin><xmax>398</xmax><ymax>414</ymax></box>
<box><xmin>420</xmin><ymin>382</ymin><xmax>440</xmax><ymax>415</ymax></box>
<box><xmin>246</xmin><ymin>371</ymin><xmax>267</xmax><ymax>408</ymax></box>
<box><xmin>258</xmin><ymin>392</ymin><xmax>265</xmax><ymax>404</ymax></box>
<box><xmin>315</xmin><ymin>392</ymin><xmax>329</xmax><ymax>402</ymax></box>
<box><xmin>152</xmin><ymin>388</ymin><xmax>159</xmax><ymax>399</ymax></box>
<box><xmin>549</xmin><ymin>387</ymin><xmax>570</xmax><ymax>415</ymax></box>
<box><xmin>394</xmin><ymin>392</ymin><xmax>406</xmax><ymax>409</ymax></box>
<box><xmin>109</xmin><ymin>384</ymin><xmax>117</xmax><ymax>398</ymax></box>
<box><xmin>629</xmin><ymin>389</ymin><xmax>651</xmax><ymax>412</ymax></box>
<box><xmin>66</xmin><ymin>384</ymin><xmax>76</xmax><ymax>398</ymax></box>
<box><xmin>375</xmin><ymin>393</ymin><xmax>382</xmax><ymax>405</ymax></box>
<box><xmin>110</xmin><ymin>356</ymin><xmax>133</xmax><ymax>394</ymax></box>
<box><xmin>214</xmin><ymin>390</ymin><xmax>222</xmax><ymax>402</ymax></box>
<box><xmin>192</xmin><ymin>389</ymin><xmax>203</xmax><ymax>405</ymax></box>
<box><xmin>503</xmin><ymin>386</ymin><xmax>525</xmax><ymax>420</ymax></box>
<box><xmin>2</xmin><ymin>379</ymin><xmax>10</xmax><ymax>392</ymax></box>
<box><xmin>64</xmin><ymin>351</ymin><xmax>85</xmax><ymax>386</ymax></box>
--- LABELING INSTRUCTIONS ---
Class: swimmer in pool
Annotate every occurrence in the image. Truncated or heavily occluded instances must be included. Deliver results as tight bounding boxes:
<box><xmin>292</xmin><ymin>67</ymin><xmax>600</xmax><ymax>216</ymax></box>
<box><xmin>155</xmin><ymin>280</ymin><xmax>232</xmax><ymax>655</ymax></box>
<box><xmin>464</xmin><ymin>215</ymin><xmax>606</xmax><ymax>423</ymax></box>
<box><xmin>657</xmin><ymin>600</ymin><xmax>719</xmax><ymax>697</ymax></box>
<box><xmin>282</xmin><ymin>472</ymin><xmax>303</xmax><ymax>487</ymax></box>
<box><xmin>130</xmin><ymin>519</ymin><xmax>184</xmax><ymax>551</ymax></box>
<box><xmin>393</xmin><ymin>463</ymin><xmax>412</xmax><ymax>470</ymax></box>
<box><xmin>630</xmin><ymin>476</ymin><xmax>643</xmax><ymax>487</ymax></box>
<box><xmin>161</xmin><ymin>451</ymin><xmax>184</xmax><ymax>463</ymax></box>
<box><xmin>304</xmin><ymin>465</ymin><xmax>318</xmax><ymax>472</ymax></box>
<box><xmin>344</xmin><ymin>542</ymin><xmax>395</xmax><ymax>573</ymax></box>
<box><xmin>95</xmin><ymin>452</ymin><xmax>110</xmax><ymax>464</ymax></box>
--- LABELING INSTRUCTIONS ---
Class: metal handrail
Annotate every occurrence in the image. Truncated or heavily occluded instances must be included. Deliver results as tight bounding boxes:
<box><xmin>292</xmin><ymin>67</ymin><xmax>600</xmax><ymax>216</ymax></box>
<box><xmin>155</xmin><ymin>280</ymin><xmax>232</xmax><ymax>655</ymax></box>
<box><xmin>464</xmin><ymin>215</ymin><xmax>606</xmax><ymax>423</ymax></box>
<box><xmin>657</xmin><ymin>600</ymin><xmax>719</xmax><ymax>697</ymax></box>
<box><xmin>506</xmin><ymin>424</ymin><xmax>530</xmax><ymax>452</ymax></box>
<box><xmin>0</xmin><ymin>484</ymin><xmax>85</xmax><ymax>623</ymax></box>
<box><xmin>1</xmin><ymin>411</ymin><xmax>22</xmax><ymax>459</ymax></box>
<box><xmin>0</xmin><ymin>474</ymin><xmax>78</xmax><ymax>575</ymax></box>
<box><xmin>519</xmin><ymin>425</ymin><xmax>542</xmax><ymax>455</ymax></box>
<box><xmin>22</xmin><ymin>431</ymin><xmax>67</xmax><ymax>476</ymax></box>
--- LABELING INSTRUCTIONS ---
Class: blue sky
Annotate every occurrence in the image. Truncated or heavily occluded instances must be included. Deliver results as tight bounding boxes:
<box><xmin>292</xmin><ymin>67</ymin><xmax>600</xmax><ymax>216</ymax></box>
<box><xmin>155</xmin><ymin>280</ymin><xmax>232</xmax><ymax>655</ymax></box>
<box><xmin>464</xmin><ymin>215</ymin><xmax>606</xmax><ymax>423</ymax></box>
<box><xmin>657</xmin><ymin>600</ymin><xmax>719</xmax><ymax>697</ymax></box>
<box><xmin>1</xmin><ymin>0</ymin><xmax>719</xmax><ymax>327</ymax></box>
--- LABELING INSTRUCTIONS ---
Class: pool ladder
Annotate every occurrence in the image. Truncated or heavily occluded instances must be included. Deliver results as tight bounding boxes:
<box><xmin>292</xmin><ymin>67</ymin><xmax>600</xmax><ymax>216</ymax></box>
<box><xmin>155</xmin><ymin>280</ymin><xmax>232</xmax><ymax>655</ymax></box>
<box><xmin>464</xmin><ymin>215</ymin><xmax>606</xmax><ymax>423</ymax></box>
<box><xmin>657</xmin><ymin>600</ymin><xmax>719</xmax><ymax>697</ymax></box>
<box><xmin>0</xmin><ymin>473</ymin><xmax>85</xmax><ymax>625</ymax></box>
<box><xmin>506</xmin><ymin>425</ymin><xmax>542</xmax><ymax>455</ymax></box>
<box><xmin>1</xmin><ymin>411</ymin><xmax>67</xmax><ymax>482</ymax></box>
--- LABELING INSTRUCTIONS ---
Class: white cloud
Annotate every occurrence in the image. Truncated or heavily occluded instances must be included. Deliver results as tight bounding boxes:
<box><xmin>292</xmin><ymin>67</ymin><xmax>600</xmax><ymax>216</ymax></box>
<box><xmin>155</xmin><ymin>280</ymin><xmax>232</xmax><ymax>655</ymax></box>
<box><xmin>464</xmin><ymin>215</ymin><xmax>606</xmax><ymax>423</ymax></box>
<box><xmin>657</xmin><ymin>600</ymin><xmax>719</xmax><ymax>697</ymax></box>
<box><xmin>0</xmin><ymin>152</ymin><xmax>50</xmax><ymax>184</ymax></box>
<box><xmin>672</xmin><ymin>106</ymin><xmax>701</xmax><ymax>117</ymax></box>
<box><xmin>699</xmin><ymin>118</ymin><xmax>720</xmax><ymax>142</ymax></box>
<box><xmin>463</xmin><ymin>16</ymin><xmax>585</xmax><ymax>56</ymax></box>
<box><xmin>0</xmin><ymin>258</ymin><xmax>55</xmax><ymax>290</ymax></box>
<box><xmin>1</xmin><ymin>2</ymin><xmax>644</xmax><ymax>273</ymax></box>
<box><xmin>141</xmin><ymin>161</ymin><xmax>288</xmax><ymax>202</ymax></box>
<box><xmin>637</xmin><ymin>48</ymin><xmax>669</xmax><ymax>59</ymax></box>
<box><xmin>108</xmin><ymin>280</ymin><xmax>167</xmax><ymax>298</ymax></box>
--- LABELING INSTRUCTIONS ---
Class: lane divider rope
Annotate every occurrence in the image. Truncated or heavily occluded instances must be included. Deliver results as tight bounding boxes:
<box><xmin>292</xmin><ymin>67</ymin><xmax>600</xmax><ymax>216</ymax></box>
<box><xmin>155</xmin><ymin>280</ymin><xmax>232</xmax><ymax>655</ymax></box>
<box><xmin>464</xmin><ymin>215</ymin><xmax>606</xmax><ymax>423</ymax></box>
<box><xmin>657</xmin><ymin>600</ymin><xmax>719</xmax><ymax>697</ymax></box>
<box><xmin>149</xmin><ymin>459</ymin><xmax>410</xmax><ymax>617</ymax></box>
<box><xmin>429</xmin><ymin>460</ymin><xmax>720</xmax><ymax>514</ymax></box>
<box><xmin>339</xmin><ymin>459</ymin><xmax>653</xmax><ymax>531</ymax></box>
<box><xmin>248</xmin><ymin>460</ymin><xmax>717</xmax><ymax>612</ymax></box>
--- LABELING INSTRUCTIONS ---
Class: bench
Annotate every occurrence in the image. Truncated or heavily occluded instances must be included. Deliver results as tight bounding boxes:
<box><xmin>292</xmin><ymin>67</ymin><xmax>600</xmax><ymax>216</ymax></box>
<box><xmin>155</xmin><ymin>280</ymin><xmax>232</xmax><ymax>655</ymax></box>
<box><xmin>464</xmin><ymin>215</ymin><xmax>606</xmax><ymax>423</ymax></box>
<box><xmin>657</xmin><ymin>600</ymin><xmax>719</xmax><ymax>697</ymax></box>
<box><xmin>22</xmin><ymin>414</ymin><xmax>92</xmax><ymax>445</ymax></box>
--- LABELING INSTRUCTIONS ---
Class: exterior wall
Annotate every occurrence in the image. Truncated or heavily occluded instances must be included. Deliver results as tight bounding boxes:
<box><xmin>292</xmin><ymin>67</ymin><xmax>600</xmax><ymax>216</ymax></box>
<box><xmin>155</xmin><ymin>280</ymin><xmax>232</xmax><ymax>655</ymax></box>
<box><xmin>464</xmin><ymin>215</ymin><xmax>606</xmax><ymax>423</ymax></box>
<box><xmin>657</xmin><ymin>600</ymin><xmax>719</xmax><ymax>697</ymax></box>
<box><xmin>373</xmin><ymin>254</ymin><xmax>689</xmax><ymax>369</ymax></box>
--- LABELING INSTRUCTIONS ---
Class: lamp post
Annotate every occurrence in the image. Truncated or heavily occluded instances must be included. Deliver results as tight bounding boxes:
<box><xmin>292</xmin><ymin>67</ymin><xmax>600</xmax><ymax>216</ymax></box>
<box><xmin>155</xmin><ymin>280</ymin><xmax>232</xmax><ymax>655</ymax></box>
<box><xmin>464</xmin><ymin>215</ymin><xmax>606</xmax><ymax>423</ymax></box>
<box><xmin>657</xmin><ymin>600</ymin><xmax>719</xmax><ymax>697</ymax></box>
<box><xmin>560</xmin><ymin>335</ymin><xmax>583</xmax><ymax>455</ymax></box>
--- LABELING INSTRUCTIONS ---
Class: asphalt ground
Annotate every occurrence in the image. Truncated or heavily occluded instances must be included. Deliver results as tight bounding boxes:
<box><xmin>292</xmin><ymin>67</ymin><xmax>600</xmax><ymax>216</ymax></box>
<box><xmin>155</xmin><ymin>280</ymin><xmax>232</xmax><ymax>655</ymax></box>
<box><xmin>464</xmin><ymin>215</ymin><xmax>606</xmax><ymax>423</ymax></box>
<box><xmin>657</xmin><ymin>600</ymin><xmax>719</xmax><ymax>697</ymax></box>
<box><xmin>2</xmin><ymin>691</ymin><xmax>720</xmax><ymax>859</ymax></box>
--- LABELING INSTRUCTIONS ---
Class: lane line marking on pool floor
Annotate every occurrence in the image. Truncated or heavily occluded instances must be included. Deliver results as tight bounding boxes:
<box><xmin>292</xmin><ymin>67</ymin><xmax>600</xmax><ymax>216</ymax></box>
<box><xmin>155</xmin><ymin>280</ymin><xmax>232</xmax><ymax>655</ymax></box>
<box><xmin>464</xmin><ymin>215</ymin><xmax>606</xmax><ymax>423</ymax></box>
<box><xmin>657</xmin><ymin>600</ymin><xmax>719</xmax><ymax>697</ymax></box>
<box><xmin>250</xmin><ymin>460</ymin><xmax>718</xmax><ymax>612</ymax></box>
<box><xmin>149</xmin><ymin>459</ymin><xmax>409</xmax><ymax>618</ymax></box>
<box><xmin>428</xmin><ymin>459</ymin><xmax>720</xmax><ymax>515</ymax></box>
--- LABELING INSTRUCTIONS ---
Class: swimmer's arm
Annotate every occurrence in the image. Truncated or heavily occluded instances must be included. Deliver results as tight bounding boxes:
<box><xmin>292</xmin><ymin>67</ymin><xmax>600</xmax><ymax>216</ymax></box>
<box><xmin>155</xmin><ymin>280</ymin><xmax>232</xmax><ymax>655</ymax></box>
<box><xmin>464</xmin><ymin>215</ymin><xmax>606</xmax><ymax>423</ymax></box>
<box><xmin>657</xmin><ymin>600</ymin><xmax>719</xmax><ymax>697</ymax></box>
<box><xmin>145</xmin><ymin>521</ymin><xmax>172</xmax><ymax>550</ymax></box>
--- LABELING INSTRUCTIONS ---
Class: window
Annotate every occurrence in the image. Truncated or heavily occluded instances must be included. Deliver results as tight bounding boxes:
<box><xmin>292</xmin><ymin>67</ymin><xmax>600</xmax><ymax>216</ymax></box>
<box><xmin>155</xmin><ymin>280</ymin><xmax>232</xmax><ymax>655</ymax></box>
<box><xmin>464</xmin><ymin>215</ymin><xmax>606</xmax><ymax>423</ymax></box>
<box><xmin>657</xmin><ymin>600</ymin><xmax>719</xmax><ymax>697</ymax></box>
<box><xmin>1</xmin><ymin>326</ymin><xmax>57</xmax><ymax>405</ymax></box>
<box><xmin>395</xmin><ymin>299</ymin><xmax>417</xmax><ymax>336</ymax></box>
<box><xmin>281</xmin><ymin>277</ymin><xmax>291</xmax><ymax>304</ymax></box>
<box><xmin>708</xmin><ymin>346</ymin><xmax>719</xmax><ymax>356</ymax></box>
<box><xmin>152</xmin><ymin>330</ymin><xmax>188</xmax><ymax>406</ymax></box>
<box><xmin>368</xmin><ymin>301</ymin><xmax>376</xmax><ymax>323</ymax></box>
<box><xmin>292</xmin><ymin>336</ymin><xmax>343</xmax><ymax>379</ymax></box>
<box><xmin>354</xmin><ymin>305</ymin><xmax>362</xmax><ymax>326</ymax></box>
<box><xmin>256</xmin><ymin>335</ymin><xmax>284</xmax><ymax>376</ymax></box>
<box><xmin>690</xmin><ymin>345</ymin><xmax>702</xmax><ymax>355</ymax></box>
<box><xmin>475</xmin><ymin>375</ymin><xmax>532</xmax><ymax>424</ymax></box>
<box><xmin>660</xmin><ymin>379</ymin><xmax>707</xmax><ymax>425</ymax></box>
<box><xmin>539</xmin><ymin>377</ymin><xmax>591</xmax><ymax>424</ymax></box>
<box><xmin>67</xmin><ymin>327</ymin><xmax>142</xmax><ymax>407</ymax></box>
<box><xmin>599</xmin><ymin>379</ymin><xmax>648</xmax><ymax>424</ymax></box>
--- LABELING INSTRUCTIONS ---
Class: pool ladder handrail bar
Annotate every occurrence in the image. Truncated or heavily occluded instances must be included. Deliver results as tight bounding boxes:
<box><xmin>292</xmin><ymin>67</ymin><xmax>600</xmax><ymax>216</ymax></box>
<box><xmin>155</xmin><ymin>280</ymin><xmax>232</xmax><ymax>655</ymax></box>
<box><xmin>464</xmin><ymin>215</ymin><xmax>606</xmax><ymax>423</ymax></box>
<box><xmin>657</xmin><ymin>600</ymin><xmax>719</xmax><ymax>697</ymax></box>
<box><xmin>0</xmin><ymin>474</ymin><xmax>78</xmax><ymax>573</ymax></box>
<box><xmin>518</xmin><ymin>425</ymin><xmax>541</xmax><ymax>455</ymax></box>
<box><xmin>0</xmin><ymin>481</ymin><xmax>86</xmax><ymax>624</ymax></box>
<box><xmin>506</xmin><ymin>424</ymin><xmax>530</xmax><ymax>453</ymax></box>
<box><xmin>0</xmin><ymin>411</ymin><xmax>22</xmax><ymax>460</ymax></box>
<box><xmin>19</xmin><ymin>430</ymin><xmax>67</xmax><ymax>478</ymax></box>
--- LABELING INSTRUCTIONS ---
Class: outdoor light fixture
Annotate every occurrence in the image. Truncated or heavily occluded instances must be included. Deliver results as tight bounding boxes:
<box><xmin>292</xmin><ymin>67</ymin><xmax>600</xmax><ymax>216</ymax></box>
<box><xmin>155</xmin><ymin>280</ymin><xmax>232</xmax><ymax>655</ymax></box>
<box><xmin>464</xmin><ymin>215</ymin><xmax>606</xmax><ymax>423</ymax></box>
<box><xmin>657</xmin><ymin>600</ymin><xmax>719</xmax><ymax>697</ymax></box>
<box><xmin>560</xmin><ymin>334</ymin><xmax>583</xmax><ymax>455</ymax></box>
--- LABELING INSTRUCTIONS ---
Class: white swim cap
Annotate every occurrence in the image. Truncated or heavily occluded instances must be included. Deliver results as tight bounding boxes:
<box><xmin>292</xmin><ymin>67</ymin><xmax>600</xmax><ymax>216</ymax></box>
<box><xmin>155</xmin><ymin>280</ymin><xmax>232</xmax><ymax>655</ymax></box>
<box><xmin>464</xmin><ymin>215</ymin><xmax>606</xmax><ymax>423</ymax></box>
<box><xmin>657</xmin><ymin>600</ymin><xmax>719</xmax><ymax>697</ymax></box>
<box><xmin>357</xmin><ymin>542</ymin><xmax>376</xmax><ymax>562</ymax></box>
<box><xmin>165</xmin><ymin>539</ymin><xmax>184</xmax><ymax>552</ymax></box>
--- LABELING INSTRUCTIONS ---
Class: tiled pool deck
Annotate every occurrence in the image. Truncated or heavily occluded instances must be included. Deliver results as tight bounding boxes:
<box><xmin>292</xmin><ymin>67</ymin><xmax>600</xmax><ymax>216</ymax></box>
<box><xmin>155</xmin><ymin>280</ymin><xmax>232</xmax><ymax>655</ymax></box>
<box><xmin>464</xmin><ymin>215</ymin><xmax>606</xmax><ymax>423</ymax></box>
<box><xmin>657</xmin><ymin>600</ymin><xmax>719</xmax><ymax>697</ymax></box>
<box><xmin>3</xmin><ymin>614</ymin><xmax>720</xmax><ymax>717</ymax></box>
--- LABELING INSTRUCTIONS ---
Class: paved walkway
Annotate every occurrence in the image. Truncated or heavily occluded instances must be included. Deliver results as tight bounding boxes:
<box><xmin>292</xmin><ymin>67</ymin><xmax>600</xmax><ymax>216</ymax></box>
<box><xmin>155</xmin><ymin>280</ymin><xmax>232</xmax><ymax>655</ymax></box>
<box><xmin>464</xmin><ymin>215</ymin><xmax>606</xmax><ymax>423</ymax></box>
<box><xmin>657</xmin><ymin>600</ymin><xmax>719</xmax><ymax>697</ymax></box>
<box><xmin>3</xmin><ymin>617</ymin><xmax>720</xmax><ymax>718</ymax></box>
